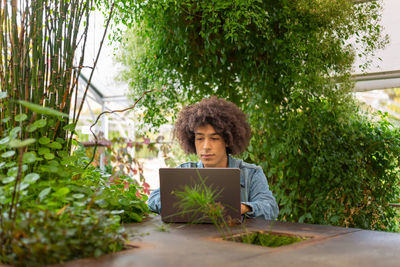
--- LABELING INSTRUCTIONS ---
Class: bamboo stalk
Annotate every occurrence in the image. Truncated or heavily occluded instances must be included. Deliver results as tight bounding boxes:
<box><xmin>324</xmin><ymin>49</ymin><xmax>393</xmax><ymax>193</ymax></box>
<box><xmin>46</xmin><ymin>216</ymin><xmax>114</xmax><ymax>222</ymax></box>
<box><xmin>1</xmin><ymin>0</ymin><xmax>107</xmax><ymax>220</ymax></box>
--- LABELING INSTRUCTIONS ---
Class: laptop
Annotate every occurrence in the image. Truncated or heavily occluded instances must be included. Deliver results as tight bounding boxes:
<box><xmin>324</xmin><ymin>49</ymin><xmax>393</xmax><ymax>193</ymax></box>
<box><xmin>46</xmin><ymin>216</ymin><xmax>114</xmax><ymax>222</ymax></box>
<box><xmin>159</xmin><ymin>168</ymin><xmax>241</xmax><ymax>223</ymax></box>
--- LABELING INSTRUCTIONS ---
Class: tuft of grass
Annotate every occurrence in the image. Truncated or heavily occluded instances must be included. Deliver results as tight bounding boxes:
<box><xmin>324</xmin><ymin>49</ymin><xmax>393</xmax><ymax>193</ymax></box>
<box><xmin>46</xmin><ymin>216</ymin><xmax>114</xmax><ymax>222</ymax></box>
<box><xmin>232</xmin><ymin>231</ymin><xmax>305</xmax><ymax>247</ymax></box>
<box><xmin>172</xmin><ymin>171</ymin><xmax>233</xmax><ymax>238</ymax></box>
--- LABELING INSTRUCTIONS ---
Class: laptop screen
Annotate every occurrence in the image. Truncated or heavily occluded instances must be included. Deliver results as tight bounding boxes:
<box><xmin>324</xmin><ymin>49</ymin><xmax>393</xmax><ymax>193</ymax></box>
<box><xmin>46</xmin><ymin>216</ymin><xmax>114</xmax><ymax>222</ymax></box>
<box><xmin>159</xmin><ymin>168</ymin><xmax>241</xmax><ymax>223</ymax></box>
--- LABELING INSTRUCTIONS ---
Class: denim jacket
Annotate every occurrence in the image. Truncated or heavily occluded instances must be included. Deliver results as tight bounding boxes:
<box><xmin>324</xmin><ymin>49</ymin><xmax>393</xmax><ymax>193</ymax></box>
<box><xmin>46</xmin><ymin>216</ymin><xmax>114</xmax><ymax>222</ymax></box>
<box><xmin>148</xmin><ymin>155</ymin><xmax>279</xmax><ymax>220</ymax></box>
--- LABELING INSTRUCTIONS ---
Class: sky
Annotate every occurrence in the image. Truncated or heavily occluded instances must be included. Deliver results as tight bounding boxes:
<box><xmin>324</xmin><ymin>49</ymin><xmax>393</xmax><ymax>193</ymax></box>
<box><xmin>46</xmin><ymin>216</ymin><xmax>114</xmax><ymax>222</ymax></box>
<box><xmin>353</xmin><ymin>0</ymin><xmax>400</xmax><ymax>74</ymax></box>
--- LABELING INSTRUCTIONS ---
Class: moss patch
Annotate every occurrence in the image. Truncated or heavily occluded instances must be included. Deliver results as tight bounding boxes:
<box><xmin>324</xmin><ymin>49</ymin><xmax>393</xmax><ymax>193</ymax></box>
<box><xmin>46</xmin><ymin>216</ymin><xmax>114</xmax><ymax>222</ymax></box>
<box><xmin>227</xmin><ymin>231</ymin><xmax>307</xmax><ymax>247</ymax></box>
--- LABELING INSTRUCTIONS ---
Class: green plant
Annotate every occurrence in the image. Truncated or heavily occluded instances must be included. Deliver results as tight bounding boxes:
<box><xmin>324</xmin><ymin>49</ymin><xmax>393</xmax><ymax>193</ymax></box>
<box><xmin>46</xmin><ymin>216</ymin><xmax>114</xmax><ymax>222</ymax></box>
<box><xmin>97</xmin><ymin>0</ymin><xmax>400</xmax><ymax>231</ymax></box>
<box><xmin>172</xmin><ymin>171</ymin><xmax>239</xmax><ymax>238</ymax></box>
<box><xmin>0</xmin><ymin>207</ymin><xmax>125</xmax><ymax>266</ymax></box>
<box><xmin>272</xmin><ymin>109</ymin><xmax>400</xmax><ymax>231</ymax></box>
<box><xmin>0</xmin><ymin>116</ymin><xmax>149</xmax><ymax>264</ymax></box>
<box><xmin>0</xmin><ymin>144</ymin><xmax>122</xmax><ymax>265</ymax></box>
<box><xmin>231</xmin><ymin>231</ymin><xmax>305</xmax><ymax>247</ymax></box>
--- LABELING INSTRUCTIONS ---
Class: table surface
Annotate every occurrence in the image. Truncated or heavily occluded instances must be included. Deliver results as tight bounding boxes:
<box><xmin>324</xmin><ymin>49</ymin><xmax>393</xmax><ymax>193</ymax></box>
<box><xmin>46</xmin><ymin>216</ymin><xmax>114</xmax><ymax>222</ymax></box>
<box><xmin>62</xmin><ymin>215</ymin><xmax>400</xmax><ymax>267</ymax></box>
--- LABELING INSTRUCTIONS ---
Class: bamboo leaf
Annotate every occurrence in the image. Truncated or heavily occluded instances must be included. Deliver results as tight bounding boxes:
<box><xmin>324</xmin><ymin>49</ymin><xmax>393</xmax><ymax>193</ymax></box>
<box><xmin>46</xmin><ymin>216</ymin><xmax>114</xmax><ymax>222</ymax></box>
<box><xmin>17</xmin><ymin>100</ymin><xmax>68</xmax><ymax>118</ymax></box>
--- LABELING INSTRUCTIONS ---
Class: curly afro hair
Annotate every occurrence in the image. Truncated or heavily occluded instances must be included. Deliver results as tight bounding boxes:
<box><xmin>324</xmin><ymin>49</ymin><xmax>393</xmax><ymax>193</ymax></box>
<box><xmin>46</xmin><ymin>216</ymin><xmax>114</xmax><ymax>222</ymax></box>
<box><xmin>174</xmin><ymin>96</ymin><xmax>251</xmax><ymax>155</ymax></box>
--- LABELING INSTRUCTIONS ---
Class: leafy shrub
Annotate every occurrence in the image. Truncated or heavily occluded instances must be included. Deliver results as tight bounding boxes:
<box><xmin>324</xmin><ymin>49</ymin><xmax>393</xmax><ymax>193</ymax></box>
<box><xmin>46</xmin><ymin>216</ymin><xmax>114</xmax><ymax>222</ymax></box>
<box><xmin>0</xmin><ymin>105</ymin><xmax>149</xmax><ymax>264</ymax></box>
<box><xmin>260</xmin><ymin>98</ymin><xmax>400</xmax><ymax>231</ymax></box>
<box><xmin>0</xmin><ymin>207</ymin><xmax>125</xmax><ymax>266</ymax></box>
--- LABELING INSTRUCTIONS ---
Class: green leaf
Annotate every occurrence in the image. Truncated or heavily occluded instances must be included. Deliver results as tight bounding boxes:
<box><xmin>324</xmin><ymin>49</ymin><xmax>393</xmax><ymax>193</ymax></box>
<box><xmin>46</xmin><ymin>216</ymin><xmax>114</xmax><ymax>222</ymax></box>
<box><xmin>24</xmin><ymin>173</ymin><xmax>40</xmax><ymax>183</ymax></box>
<box><xmin>47</xmin><ymin>141</ymin><xmax>62</xmax><ymax>150</ymax></box>
<box><xmin>38</xmin><ymin>147</ymin><xmax>50</xmax><ymax>155</ymax></box>
<box><xmin>26</xmin><ymin>124</ymin><xmax>38</xmax><ymax>132</ymax></box>
<box><xmin>41</xmin><ymin>164</ymin><xmax>58</xmax><ymax>173</ymax></box>
<box><xmin>53</xmin><ymin>187</ymin><xmax>70</xmax><ymax>197</ymax></box>
<box><xmin>22</xmin><ymin>152</ymin><xmax>37</xmax><ymax>163</ymax></box>
<box><xmin>5</xmin><ymin>162</ymin><xmax>16</xmax><ymax>168</ymax></box>
<box><xmin>20</xmin><ymin>182</ymin><xmax>30</xmax><ymax>191</ymax></box>
<box><xmin>2</xmin><ymin>176</ymin><xmax>16</xmax><ymax>183</ymax></box>
<box><xmin>0</xmin><ymin>136</ymin><xmax>10</xmax><ymax>145</ymax></box>
<box><xmin>1</xmin><ymin>150</ymin><xmax>15</xmax><ymax>158</ymax></box>
<box><xmin>95</xmin><ymin>198</ymin><xmax>109</xmax><ymax>208</ymax></box>
<box><xmin>74</xmin><ymin>201</ymin><xmax>86</xmax><ymax>207</ymax></box>
<box><xmin>39</xmin><ymin>137</ymin><xmax>51</xmax><ymax>145</ymax></box>
<box><xmin>72</xmin><ymin>193</ymin><xmax>85</xmax><ymax>199</ymax></box>
<box><xmin>39</xmin><ymin>187</ymin><xmax>52</xmax><ymax>201</ymax></box>
<box><xmin>111</xmin><ymin>210</ymin><xmax>125</xmax><ymax>214</ymax></box>
<box><xmin>44</xmin><ymin>153</ymin><xmax>55</xmax><ymax>160</ymax></box>
<box><xmin>7</xmin><ymin>165</ymin><xmax>27</xmax><ymax>177</ymax></box>
<box><xmin>17</xmin><ymin>100</ymin><xmax>68</xmax><ymax>118</ymax></box>
<box><xmin>63</xmin><ymin>123</ymin><xmax>76</xmax><ymax>131</ymax></box>
<box><xmin>330</xmin><ymin>215</ymin><xmax>341</xmax><ymax>224</ymax></box>
<box><xmin>8</xmin><ymin>138</ymin><xmax>36</xmax><ymax>148</ymax></box>
<box><xmin>33</xmin><ymin>119</ymin><xmax>47</xmax><ymax>128</ymax></box>
<box><xmin>58</xmin><ymin>150</ymin><xmax>69</xmax><ymax>158</ymax></box>
<box><xmin>10</xmin><ymin>127</ymin><xmax>21</xmax><ymax>138</ymax></box>
<box><xmin>56</xmin><ymin>137</ymin><xmax>65</xmax><ymax>144</ymax></box>
<box><xmin>15</xmin><ymin>113</ymin><xmax>28</xmax><ymax>122</ymax></box>
<box><xmin>0</xmin><ymin>91</ymin><xmax>7</xmax><ymax>99</ymax></box>
<box><xmin>118</xmin><ymin>197</ymin><xmax>130</xmax><ymax>206</ymax></box>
